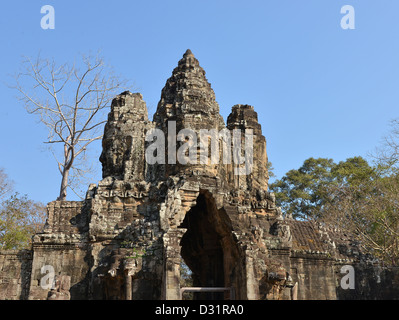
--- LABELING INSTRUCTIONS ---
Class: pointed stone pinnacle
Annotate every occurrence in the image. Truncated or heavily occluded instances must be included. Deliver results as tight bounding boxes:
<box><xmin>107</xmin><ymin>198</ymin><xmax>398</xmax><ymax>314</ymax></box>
<box><xmin>183</xmin><ymin>49</ymin><xmax>194</xmax><ymax>58</ymax></box>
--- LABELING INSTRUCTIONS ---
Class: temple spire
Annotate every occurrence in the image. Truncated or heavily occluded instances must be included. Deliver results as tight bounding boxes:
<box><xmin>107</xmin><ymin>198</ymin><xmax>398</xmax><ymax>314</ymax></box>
<box><xmin>152</xmin><ymin>49</ymin><xmax>225</xmax><ymax>178</ymax></box>
<box><xmin>154</xmin><ymin>49</ymin><xmax>221</xmax><ymax>122</ymax></box>
<box><xmin>183</xmin><ymin>49</ymin><xmax>194</xmax><ymax>57</ymax></box>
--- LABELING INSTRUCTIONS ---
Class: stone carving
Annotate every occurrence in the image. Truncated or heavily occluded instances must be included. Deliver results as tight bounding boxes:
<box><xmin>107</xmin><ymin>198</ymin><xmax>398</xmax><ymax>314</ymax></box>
<box><xmin>47</xmin><ymin>275</ymin><xmax>71</xmax><ymax>300</ymax></box>
<box><xmin>0</xmin><ymin>50</ymin><xmax>397</xmax><ymax>300</ymax></box>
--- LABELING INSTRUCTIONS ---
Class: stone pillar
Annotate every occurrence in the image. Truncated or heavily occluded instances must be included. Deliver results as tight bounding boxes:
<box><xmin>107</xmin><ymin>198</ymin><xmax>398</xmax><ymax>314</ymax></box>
<box><xmin>162</xmin><ymin>229</ymin><xmax>187</xmax><ymax>300</ymax></box>
<box><xmin>125</xmin><ymin>273</ymin><xmax>132</xmax><ymax>300</ymax></box>
<box><xmin>245</xmin><ymin>252</ymin><xmax>258</xmax><ymax>300</ymax></box>
<box><xmin>123</xmin><ymin>257</ymin><xmax>139</xmax><ymax>300</ymax></box>
<box><xmin>291</xmin><ymin>282</ymin><xmax>298</xmax><ymax>300</ymax></box>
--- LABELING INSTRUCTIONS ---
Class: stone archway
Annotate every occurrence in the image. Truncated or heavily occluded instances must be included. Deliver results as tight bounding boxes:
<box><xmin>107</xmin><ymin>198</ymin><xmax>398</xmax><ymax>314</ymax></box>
<box><xmin>178</xmin><ymin>190</ymin><xmax>241</xmax><ymax>300</ymax></box>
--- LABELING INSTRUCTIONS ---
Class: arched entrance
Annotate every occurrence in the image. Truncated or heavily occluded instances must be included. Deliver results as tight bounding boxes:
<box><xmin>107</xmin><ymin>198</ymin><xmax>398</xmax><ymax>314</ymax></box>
<box><xmin>179</xmin><ymin>191</ymin><xmax>240</xmax><ymax>300</ymax></box>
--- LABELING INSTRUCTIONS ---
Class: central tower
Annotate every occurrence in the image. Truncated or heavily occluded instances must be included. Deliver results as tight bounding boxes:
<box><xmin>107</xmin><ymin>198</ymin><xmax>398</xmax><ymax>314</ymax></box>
<box><xmin>150</xmin><ymin>49</ymin><xmax>268</xmax><ymax>192</ymax></box>
<box><xmin>29</xmin><ymin>50</ymin><xmax>292</xmax><ymax>301</ymax></box>
<box><xmin>152</xmin><ymin>49</ymin><xmax>226</xmax><ymax>179</ymax></box>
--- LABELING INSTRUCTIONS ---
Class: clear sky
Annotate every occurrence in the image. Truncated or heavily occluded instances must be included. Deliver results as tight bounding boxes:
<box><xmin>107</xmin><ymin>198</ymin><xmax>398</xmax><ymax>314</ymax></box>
<box><xmin>1</xmin><ymin>0</ymin><xmax>399</xmax><ymax>204</ymax></box>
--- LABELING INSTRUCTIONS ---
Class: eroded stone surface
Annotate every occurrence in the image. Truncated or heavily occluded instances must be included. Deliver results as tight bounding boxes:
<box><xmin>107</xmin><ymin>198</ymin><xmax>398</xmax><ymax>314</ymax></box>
<box><xmin>0</xmin><ymin>50</ymin><xmax>398</xmax><ymax>300</ymax></box>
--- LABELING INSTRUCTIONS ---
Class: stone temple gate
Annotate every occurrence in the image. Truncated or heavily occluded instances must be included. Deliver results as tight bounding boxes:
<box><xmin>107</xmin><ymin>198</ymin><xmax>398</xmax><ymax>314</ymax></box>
<box><xmin>0</xmin><ymin>50</ymin><xmax>398</xmax><ymax>300</ymax></box>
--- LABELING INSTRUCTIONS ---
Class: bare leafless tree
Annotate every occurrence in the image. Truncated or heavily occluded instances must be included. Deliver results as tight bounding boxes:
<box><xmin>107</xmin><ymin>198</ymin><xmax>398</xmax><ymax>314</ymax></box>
<box><xmin>370</xmin><ymin>118</ymin><xmax>399</xmax><ymax>171</ymax></box>
<box><xmin>12</xmin><ymin>53</ymin><xmax>128</xmax><ymax>200</ymax></box>
<box><xmin>321</xmin><ymin>175</ymin><xmax>399</xmax><ymax>266</ymax></box>
<box><xmin>0</xmin><ymin>168</ymin><xmax>14</xmax><ymax>200</ymax></box>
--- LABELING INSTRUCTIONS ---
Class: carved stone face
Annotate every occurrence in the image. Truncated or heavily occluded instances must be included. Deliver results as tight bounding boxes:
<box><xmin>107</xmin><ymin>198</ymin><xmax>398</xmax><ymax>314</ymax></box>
<box><xmin>17</xmin><ymin>50</ymin><xmax>386</xmax><ymax>303</ymax></box>
<box><xmin>100</xmin><ymin>92</ymin><xmax>149</xmax><ymax>181</ymax></box>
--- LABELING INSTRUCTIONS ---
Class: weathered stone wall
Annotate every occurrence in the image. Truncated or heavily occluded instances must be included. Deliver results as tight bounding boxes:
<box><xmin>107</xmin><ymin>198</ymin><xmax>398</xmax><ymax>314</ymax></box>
<box><xmin>28</xmin><ymin>245</ymin><xmax>90</xmax><ymax>300</ymax></box>
<box><xmin>287</xmin><ymin>220</ymin><xmax>399</xmax><ymax>300</ymax></box>
<box><xmin>335</xmin><ymin>262</ymin><xmax>399</xmax><ymax>300</ymax></box>
<box><xmin>86</xmin><ymin>177</ymin><xmax>164</xmax><ymax>300</ymax></box>
<box><xmin>28</xmin><ymin>201</ymin><xmax>90</xmax><ymax>300</ymax></box>
<box><xmin>40</xmin><ymin>201</ymin><xmax>88</xmax><ymax>239</ymax></box>
<box><xmin>0</xmin><ymin>250</ymin><xmax>32</xmax><ymax>300</ymax></box>
<box><xmin>289</xmin><ymin>254</ymin><xmax>337</xmax><ymax>300</ymax></box>
<box><xmin>1</xmin><ymin>49</ymin><xmax>398</xmax><ymax>300</ymax></box>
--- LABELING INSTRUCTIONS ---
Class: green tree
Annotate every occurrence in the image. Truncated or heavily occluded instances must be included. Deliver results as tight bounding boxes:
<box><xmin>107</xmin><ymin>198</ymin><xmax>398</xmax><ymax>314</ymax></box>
<box><xmin>269</xmin><ymin>157</ymin><xmax>375</xmax><ymax>220</ymax></box>
<box><xmin>0</xmin><ymin>193</ymin><xmax>46</xmax><ymax>250</ymax></box>
<box><xmin>332</xmin><ymin>156</ymin><xmax>377</xmax><ymax>186</ymax></box>
<box><xmin>266</xmin><ymin>161</ymin><xmax>275</xmax><ymax>179</ymax></box>
<box><xmin>320</xmin><ymin>118</ymin><xmax>399</xmax><ymax>266</ymax></box>
<box><xmin>270</xmin><ymin>157</ymin><xmax>335</xmax><ymax>220</ymax></box>
<box><xmin>269</xmin><ymin>119</ymin><xmax>399</xmax><ymax>265</ymax></box>
<box><xmin>271</xmin><ymin>154</ymin><xmax>399</xmax><ymax>265</ymax></box>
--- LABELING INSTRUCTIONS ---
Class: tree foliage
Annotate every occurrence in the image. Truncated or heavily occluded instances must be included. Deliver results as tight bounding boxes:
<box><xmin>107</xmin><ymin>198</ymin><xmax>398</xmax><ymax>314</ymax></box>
<box><xmin>321</xmin><ymin>169</ymin><xmax>399</xmax><ymax>266</ymax></box>
<box><xmin>270</xmin><ymin>124</ymin><xmax>399</xmax><ymax>265</ymax></box>
<box><xmin>0</xmin><ymin>169</ymin><xmax>46</xmax><ymax>250</ymax></box>
<box><xmin>0</xmin><ymin>194</ymin><xmax>46</xmax><ymax>250</ymax></box>
<box><xmin>320</xmin><ymin>119</ymin><xmax>399</xmax><ymax>266</ymax></box>
<box><xmin>269</xmin><ymin>157</ymin><xmax>375</xmax><ymax>220</ymax></box>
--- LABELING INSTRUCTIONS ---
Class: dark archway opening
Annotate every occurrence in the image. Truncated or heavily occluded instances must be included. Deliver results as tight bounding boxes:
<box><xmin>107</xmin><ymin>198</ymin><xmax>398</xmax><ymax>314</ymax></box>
<box><xmin>179</xmin><ymin>191</ymin><xmax>238</xmax><ymax>300</ymax></box>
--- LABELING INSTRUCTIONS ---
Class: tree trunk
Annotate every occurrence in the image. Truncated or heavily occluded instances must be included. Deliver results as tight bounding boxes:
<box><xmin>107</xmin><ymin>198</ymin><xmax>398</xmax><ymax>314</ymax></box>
<box><xmin>57</xmin><ymin>167</ymin><xmax>70</xmax><ymax>201</ymax></box>
<box><xmin>57</xmin><ymin>145</ymin><xmax>74</xmax><ymax>201</ymax></box>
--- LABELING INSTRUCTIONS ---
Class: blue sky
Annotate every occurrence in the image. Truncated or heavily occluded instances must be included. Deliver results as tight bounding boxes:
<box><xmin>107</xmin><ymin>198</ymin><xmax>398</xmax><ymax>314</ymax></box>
<box><xmin>1</xmin><ymin>1</ymin><xmax>399</xmax><ymax>204</ymax></box>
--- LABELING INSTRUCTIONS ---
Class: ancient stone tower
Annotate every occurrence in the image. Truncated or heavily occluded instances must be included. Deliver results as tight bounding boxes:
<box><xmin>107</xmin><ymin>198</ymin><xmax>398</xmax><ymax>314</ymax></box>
<box><xmin>0</xmin><ymin>50</ymin><xmax>397</xmax><ymax>300</ymax></box>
